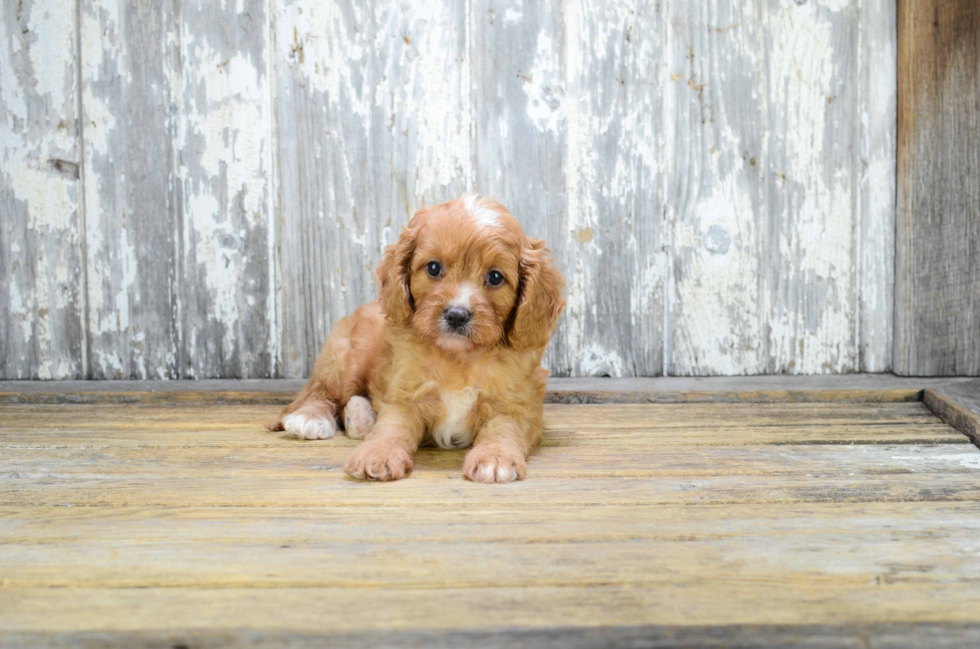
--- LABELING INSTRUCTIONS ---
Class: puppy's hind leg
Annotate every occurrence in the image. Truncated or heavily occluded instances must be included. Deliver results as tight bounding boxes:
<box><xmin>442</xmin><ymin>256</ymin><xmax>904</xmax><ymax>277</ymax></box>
<box><xmin>266</xmin><ymin>320</ymin><xmax>352</xmax><ymax>440</ymax></box>
<box><xmin>343</xmin><ymin>396</ymin><xmax>376</xmax><ymax>440</ymax></box>
<box><xmin>281</xmin><ymin>403</ymin><xmax>338</xmax><ymax>440</ymax></box>
<box><xmin>267</xmin><ymin>368</ymin><xmax>341</xmax><ymax>440</ymax></box>
<box><xmin>267</xmin><ymin>302</ymin><xmax>385</xmax><ymax>441</ymax></box>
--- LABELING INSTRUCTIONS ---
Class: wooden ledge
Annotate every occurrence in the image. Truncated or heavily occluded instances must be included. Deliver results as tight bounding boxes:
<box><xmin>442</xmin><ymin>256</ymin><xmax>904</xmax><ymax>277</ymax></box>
<box><xmin>0</xmin><ymin>374</ymin><xmax>974</xmax><ymax>405</ymax></box>
<box><xmin>924</xmin><ymin>381</ymin><xmax>980</xmax><ymax>448</ymax></box>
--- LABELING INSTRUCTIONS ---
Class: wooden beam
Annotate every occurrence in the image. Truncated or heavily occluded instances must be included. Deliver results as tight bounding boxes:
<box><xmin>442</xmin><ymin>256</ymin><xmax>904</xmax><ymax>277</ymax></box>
<box><xmin>5</xmin><ymin>624</ymin><xmax>980</xmax><ymax>649</ymax></box>
<box><xmin>896</xmin><ymin>0</ymin><xmax>980</xmax><ymax>375</ymax></box>
<box><xmin>1</xmin><ymin>375</ymin><xmax>976</xmax><ymax>405</ymax></box>
<box><xmin>923</xmin><ymin>380</ymin><xmax>980</xmax><ymax>448</ymax></box>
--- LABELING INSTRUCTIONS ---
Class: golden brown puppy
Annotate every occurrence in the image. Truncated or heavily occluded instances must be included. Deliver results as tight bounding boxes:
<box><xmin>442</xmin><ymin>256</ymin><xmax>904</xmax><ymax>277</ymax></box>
<box><xmin>268</xmin><ymin>196</ymin><xmax>565</xmax><ymax>483</ymax></box>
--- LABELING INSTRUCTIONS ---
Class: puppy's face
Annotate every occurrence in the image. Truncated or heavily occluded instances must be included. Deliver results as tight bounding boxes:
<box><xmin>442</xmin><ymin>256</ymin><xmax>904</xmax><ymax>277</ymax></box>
<box><xmin>377</xmin><ymin>196</ymin><xmax>564</xmax><ymax>354</ymax></box>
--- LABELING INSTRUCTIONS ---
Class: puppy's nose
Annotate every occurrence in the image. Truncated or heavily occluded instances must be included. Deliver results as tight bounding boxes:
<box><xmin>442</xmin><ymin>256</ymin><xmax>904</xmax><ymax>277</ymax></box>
<box><xmin>443</xmin><ymin>306</ymin><xmax>472</xmax><ymax>330</ymax></box>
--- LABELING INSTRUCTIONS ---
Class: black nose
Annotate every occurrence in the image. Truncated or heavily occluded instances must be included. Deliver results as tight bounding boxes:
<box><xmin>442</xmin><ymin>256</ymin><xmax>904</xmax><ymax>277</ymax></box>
<box><xmin>443</xmin><ymin>306</ymin><xmax>472</xmax><ymax>330</ymax></box>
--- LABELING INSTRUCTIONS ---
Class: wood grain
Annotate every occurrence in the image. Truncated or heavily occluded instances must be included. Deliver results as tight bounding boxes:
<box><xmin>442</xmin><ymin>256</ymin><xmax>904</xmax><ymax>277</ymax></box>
<box><xmin>5</xmin><ymin>623</ymin><xmax>980</xmax><ymax>649</ymax></box>
<box><xmin>4</xmin><ymin>1</ymin><xmax>903</xmax><ymax>379</ymax></box>
<box><xmin>558</xmin><ymin>0</ymin><xmax>665</xmax><ymax>376</ymax></box>
<box><xmin>859</xmin><ymin>0</ymin><xmax>898</xmax><ymax>372</ymax></box>
<box><xmin>668</xmin><ymin>0</ymin><xmax>896</xmax><ymax>375</ymax></box>
<box><xmin>924</xmin><ymin>380</ymin><xmax>980</xmax><ymax>448</ymax></box>
<box><xmin>177</xmin><ymin>0</ymin><xmax>275</xmax><ymax>378</ymax></box>
<box><xmin>764</xmin><ymin>0</ymin><xmax>863</xmax><ymax>374</ymax></box>
<box><xmin>2</xmin><ymin>586</ymin><xmax>979</xmax><ymax>635</ymax></box>
<box><xmin>274</xmin><ymin>0</ymin><xmax>472</xmax><ymax>378</ymax></box>
<box><xmin>79</xmin><ymin>0</ymin><xmax>181</xmax><ymax>379</ymax></box>
<box><xmin>5</xmin><ymin>501</ymin><xmax>980</xmax><ymax>587</ymax></box>
<box><xmin>896</xmin><ymin>0</ymin><xmax>980</xmax><ymax>375</ymax></box>
<box><xmin>666</xmin><ymin>0</ymin><xmax>767</xmax><ymax>375</ymax></box>
<box><xmin>0</xmin><ymin>0</ymin><xmax>84</xmax><ymax>379</ymax></box>
<box><xmin>471</xmin><ymin>0</ymin><xmax>566</xmax><ymax>372</ymax></box>
<box><xmin>0</xmin><ymin>401</ymin><xmax>945</xmax><ymax>430</ymax></box>
<box><xmin>2</xmin><ymin>375</ymin><xmax>974</xmax><ymax>405</ymax></box>
<box><xmin>1</xmin><ymin>395</ymin><xmax>979</xmax><ymax>643</ymax></box>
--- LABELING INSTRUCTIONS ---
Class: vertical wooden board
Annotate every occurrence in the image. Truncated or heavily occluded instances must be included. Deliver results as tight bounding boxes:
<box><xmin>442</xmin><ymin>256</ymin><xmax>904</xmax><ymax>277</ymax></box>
<box><xmin>763</xmin><ymin>0</ymin><xmax>861</xmax><ymax>374</ymax></box>
<box><xmin>558</xmin><ymin>0</ymin><xmax>665</xmax><ymax>377</ymax></box>
<box><xmin>665</xmin><ymin>0</ymin><xmax>768</xmax><ymax>376</ymax></box>
<box><xmin>858</xmin><ymin>0</ymin><xmax>896</xmax><ymax>372</ymax></box>
<box><xmin>471</xmin><ymin>0</ymin><xmax>567</xmax><ymax>373</ymax></box>
<box><xmin>274</xmin><ymin>0</ymin><xmax>472</xmax><ymax>378</ymax></box>
<box><xmin>177</xmin><ymin>0</ymin><xmax>274</xmax><ymax>378</ymax></box>
<box><xmin>80</xmin><ymin>0</ymin><xmax>180</xmax><ymax>379</ymax></box>
<box><xmin>895</xmin><ymin>0</ymin><xmax>980</xmax><ymax>376</ymax></box>
<box><xmin>0</xmin><ymin>0</ymin><xmax>84</xmax><ymax>379</ymax></box>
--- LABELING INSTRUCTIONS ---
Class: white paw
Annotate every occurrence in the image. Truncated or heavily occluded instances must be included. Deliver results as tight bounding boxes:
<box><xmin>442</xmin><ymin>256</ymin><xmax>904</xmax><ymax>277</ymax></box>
<box><xmin>282</xmin><ymin>412</ymin><xmax>337</xmax><ymax>440</ymax></box>
<box><xmin>463</xmin><ymin>446</ymin><xmax>526</xmax><ymax>484</ymax></box>
<box><xmin>343</xmin><ymin>396</ymin><xmax>376</xmax><ymax>440</ymax></box>
<box><xmin>475</xmin><ymin>462</ymin><xmax>519</xmax><ymax>483</ymax></box>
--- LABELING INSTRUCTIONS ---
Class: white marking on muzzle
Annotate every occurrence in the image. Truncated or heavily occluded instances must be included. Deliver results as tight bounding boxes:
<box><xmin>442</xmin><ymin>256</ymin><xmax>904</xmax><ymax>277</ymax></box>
<box><xmin>448</xmin><ymin>284</ymin><xmax>477</xmax><ymax>311</ymax></box>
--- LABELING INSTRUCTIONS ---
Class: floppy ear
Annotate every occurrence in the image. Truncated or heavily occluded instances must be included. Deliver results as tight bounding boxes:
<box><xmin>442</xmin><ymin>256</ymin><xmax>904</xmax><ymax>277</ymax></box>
<box><xmin>508</xmin><ymin>239</ymin><xmax>566</xmax><ymax>352</ymax></box>
<box><xmin>375</xmin><ymin>217</ymin><xmax>421</xmax><ymax>326</ymax></box>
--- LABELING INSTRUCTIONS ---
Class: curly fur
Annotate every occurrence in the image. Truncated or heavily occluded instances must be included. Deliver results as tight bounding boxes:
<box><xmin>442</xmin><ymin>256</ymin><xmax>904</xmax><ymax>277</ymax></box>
<box><xmin>269</xmin><ymin>196</ymin><xmax>565</xmax><ymax>483</ymax></box>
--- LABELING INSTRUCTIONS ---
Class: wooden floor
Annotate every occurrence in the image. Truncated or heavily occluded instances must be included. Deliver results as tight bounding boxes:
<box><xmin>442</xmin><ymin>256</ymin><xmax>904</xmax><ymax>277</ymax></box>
<box><xmin>2</xmin><ymin>384</ymin><xmax>980</xmax><ymax>647</ymax></box>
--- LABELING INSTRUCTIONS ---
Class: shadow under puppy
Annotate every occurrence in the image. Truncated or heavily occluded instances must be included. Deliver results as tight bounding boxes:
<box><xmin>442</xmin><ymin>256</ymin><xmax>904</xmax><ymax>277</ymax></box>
<box><xmin>269</xmin><ymin>196</ymin><xmax>565</xmax><ymax>483</ymax></box>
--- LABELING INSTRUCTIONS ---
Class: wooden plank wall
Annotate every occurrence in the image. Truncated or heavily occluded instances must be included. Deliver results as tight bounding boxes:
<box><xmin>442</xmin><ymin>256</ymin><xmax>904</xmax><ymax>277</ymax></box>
<box><xmin>2</xmin><ymin>0</ymin><xmax>899</xmax><ymax>379</ymax></box>
<box><xmin>896</xmin><ymin>0</ymin><xmax>980</xmax><ymax>376</ymax></box>
<box><xmin>0</xmin><ymin>0</ymin><xmax>85</xmax><ymax>379</ymax></box>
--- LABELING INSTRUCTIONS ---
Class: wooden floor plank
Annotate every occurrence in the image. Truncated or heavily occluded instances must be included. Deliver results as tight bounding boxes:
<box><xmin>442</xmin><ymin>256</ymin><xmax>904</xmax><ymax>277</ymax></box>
<box><xmin>1</xmin><ymin>443</ymin><xmax>977</xmax><ymax>479</ymax></box>
<box><xmin>1</xmin><ymin>423</ymin><xmax>960</xmax><ymax>449</ymax></box>
<box><xmin>4</xmin><ymin>472</ymin><xmax>980</xmax><ymax>507</ymax></box>
<box><xmin>0</xmin><ymin>402</ymin><xmax>940</xmax><ymax>431</ymax></box>
<box><xmin>2</xmin><ymin>534</ymin><xmax>977</xmax><ymax>589</ymax></box>
<box><xmin>2</xmin><ymin>501</ymin><xmax>979</xmax><ymax>590</ymax></box>
<box><xmin>2</xmin><ymin>585</ymin><xmax>979</xmax><ymax>634</ymax></box>
<box><xmin>5</xmin><ymin>500</ymin><xmax>979</xmax><ymax>535</ymax></box>
<box><xmin>5</xmin><ymin>624</ymin><xmax>980</xmax><ymax>649</ymax></box>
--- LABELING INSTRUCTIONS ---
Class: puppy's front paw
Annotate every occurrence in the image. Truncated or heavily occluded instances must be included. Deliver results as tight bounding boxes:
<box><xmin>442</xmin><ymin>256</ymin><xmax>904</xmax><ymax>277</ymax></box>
<box><xmin>282</xmin><ymin>410</ymin><xmax>337</xmax><ymax>440</ymax></box>
<box><xmin>344</xmin><ymin>441</ymin><xmax>413</xmax><ymax>481</ymax></box>
<box><xmin>343</xmin><ymin>396</ymin><xmax>376</xmax><ymax>440</ymax></box>
<box><xmin>463</xmin><ymin>445</ymin><xmax>527</xmax><ymax>484</ymax></box>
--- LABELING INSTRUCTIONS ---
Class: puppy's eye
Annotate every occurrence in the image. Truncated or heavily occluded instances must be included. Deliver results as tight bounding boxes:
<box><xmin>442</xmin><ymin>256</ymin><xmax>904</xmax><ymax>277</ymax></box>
<box><xmin>426</xmin><ymin>261</ymin><xmax>442</xmax><ymax>278</ymax></box>
<box><xmin>487</xmin><ymin>270</ymin><xmax>505</xmax><ymax>287</ymax></box>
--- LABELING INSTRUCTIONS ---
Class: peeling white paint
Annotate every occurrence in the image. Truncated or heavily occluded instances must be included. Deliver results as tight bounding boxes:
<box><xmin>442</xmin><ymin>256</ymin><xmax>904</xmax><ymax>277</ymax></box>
<box><xmin>524</xmin><ymin>31</ymin><xmax>563</xmax><ymax>134</ymax></box>
<box><xmin>4</xmin><ymin>0</ymin><xmax>898</xmax><ymax>379</ymax></box>
<box><xmin>26</xmin><ymin>0</ymin><xmax>74</xmax><ymax>112</ymax></box>
<box><xmin>275</xmin><ymin>0</ymin><xmax>367</xmax><ymax>113</ymax></box>
<box><xmin>403</xmin><ymin>1</ymin><xmax>473</xmax><ymax>198</ymax></box>
<box><xmin>561</xmin><ymin>0</ymin><xmax>599</xmax><ymax>375</ymax></box>
<box><xmin>671</xmin><ymin>174</ymin><xmax>763</xmax><ymax>375</ymax></box>
<box><xmin>1</xmin><ymin>0</ymin><xmax>82</xmax><ymax>378</ymax></box>
<box><xmin>180</xmin><ymin>37</ymin><xmax>267</xmax><ymax>364</ymax></box>
<box><xmin>767</xmin><ymin>3</ymin><xmax>856</xmax><ymax>373</ymax></box>
<box><xmin>815</xmin><ymin>0</ymin><xmax>854</xmax><ymax>13</ymax></box>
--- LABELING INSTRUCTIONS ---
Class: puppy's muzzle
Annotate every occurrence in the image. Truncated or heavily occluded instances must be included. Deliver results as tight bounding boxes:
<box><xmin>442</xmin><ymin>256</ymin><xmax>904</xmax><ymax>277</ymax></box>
<box><xmin>443</xmin><ymin>306</ymin><xmax>472</xmax><ymax>333</ymax></box>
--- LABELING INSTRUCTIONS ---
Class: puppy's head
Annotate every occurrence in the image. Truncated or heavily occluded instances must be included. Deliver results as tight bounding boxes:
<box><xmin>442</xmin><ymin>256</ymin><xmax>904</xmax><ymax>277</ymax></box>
<box><xmin>376</xmin><ymin>196</ymin><xmax>564</xmax><ymax>354</ymax></box>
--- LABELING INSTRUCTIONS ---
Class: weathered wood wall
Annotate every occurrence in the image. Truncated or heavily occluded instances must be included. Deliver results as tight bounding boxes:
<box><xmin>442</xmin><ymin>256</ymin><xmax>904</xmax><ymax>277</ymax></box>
<box><xmin>2</xmin><ymin>0</ymin><xmax>898</xmax><ymax>379</ymax></box>
<box><xmin>895</xmin><ymin>0</ymin><xmax>980</xmax><ymax>376</ymax></box>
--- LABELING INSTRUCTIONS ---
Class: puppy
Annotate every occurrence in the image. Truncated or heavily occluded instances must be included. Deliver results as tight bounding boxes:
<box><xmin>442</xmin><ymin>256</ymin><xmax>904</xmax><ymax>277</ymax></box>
<box><xmin>268</xmin><ymin>196</ymin><xmax>565</xmax><ymax>483</ymax></box>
